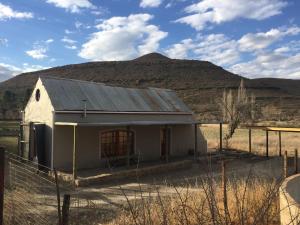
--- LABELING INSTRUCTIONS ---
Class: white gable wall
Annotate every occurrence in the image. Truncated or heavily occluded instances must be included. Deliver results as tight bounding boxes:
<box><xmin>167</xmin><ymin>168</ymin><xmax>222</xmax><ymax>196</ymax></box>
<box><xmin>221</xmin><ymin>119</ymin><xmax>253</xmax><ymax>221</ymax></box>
<box><xmin>24</xmin><ymin>78</ymin><xmax>55</xmax><ymax>168</ymax></box>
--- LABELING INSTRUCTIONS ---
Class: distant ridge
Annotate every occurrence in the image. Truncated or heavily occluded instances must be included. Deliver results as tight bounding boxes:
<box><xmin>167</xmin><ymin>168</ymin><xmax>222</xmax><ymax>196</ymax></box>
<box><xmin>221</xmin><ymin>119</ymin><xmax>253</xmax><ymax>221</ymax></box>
<box><xmin>0</xmin><ymin>52</ymin><xmax>299</xmax><ymax>121</ymax></box>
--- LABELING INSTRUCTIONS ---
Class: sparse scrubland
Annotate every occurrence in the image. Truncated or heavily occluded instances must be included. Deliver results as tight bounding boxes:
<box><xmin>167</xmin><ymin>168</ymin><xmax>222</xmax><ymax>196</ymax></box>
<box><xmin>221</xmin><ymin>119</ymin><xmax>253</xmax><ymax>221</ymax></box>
<box><xmin>105</xmin><ymin>176</ymin><xmax>281</xmax><ymax>225</ymax></box>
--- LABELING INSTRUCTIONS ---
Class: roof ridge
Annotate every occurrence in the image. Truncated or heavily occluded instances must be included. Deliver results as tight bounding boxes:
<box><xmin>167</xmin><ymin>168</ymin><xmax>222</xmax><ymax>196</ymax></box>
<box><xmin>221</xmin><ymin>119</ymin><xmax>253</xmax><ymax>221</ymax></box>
<box><xmin>40</xmin><ymin>76</ymin><xmax>106</xmax><ymax>85</ymax></box>
<box><xmin>39</xmin><ymin>76</ymin><xmax>172</xmax><ymax>92</ymax></box>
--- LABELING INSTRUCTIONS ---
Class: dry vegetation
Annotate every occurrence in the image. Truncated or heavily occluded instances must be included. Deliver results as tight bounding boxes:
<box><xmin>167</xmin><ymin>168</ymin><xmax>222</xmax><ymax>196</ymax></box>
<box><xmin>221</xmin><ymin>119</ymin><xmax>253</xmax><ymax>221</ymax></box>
<box><xmin>200</xmin><ymin>124</ymin><xmax>300</xmax><ymax>156</ymax></box>
<box><xmin>0</xmin><ymin>136</ymin><xmax>18</xmax><ymax>153</ymax></box>
<box><xmin>105</xmin><ymin>176</ymin><xmax>281</xmax><ymax>225</ymax></box>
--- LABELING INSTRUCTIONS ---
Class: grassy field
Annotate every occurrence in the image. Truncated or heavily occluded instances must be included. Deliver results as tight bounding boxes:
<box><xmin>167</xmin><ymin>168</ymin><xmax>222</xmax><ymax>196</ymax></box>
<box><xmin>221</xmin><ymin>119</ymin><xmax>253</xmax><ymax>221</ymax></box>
<box><xmin>200</xmin><ymin>124</ymin><xmax>300</xmax><ymax>156</ymax></box>
<box><xmin>0</xmin><ymin>120</ymin><xmax>19</xmax><ymax>130</ymax></box>
<box><xmin>0</xmin><ymin>120</ymin><xmax>19</xmax><ymax>154</ymax></box>
<box><xmin>0</xmin><ymin>136</ymin><xmax>18</xmax><ymax>154</ymax></box>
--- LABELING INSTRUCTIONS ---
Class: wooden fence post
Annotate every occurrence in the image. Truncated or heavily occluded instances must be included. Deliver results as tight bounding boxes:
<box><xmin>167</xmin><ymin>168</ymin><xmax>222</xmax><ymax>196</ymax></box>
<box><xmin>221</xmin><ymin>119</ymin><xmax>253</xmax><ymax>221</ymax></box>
<box><xmin>266</xmin><ymin>130</ymin><xmax>269</xmax><ymax>157</ymax></box>
<box><xmin>220</xmin><ymin>123</ymin><xmax>223</xmax><ymax>151</ymax></box>
<box><xmin>248</xmin><ymin>129</ymin><xmax>252</xmax><ymax>153</ymax></box>
<box><xmin>0</xmin><ymin>147</ymin><xmax>5</xmax><ymax>225</ymax></box>
<box><xmin>54</xmin><ymin>169</ymin><xmax>62</xmax><ymax>225</ymax></box>
<box><xmin>62</xmin><ymin>194</ymin><xmax>70</xmax><ymax>225</ymax></box>
<box><xmin>278</xmin><ymin>131</ymin><xmax>282</xmax><ymax>157</ymax></box>
<box><xmin>284</xmin><ymin>151</ymin><xmax>288</xmax><ymax>178</ymax></box>
<box><xmin>294</xmin><ymin>149</ymin><xmax>298</xmax><ymax>174</ymax></box>
<box><xmin>222</xmin><ymin>160</ymin><xmax>229</xmax><ymax>224</ymax></box>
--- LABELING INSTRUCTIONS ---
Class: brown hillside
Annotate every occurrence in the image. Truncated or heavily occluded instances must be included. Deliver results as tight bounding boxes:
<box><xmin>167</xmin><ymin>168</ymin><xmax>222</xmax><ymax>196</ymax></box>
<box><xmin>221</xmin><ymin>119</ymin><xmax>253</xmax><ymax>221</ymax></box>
<box><xmin>0</xmin><ymin>53</ymin><xmax>299</xmax><ymax>121</ymax></box>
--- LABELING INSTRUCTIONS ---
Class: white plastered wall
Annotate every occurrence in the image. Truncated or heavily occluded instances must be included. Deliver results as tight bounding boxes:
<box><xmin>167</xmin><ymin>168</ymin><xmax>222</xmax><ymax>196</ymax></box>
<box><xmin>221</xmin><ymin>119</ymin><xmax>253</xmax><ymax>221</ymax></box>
<box><xmin>24</xmin><ymin>78</ymin><xmax>54</xmax><ymax>168</ymax></box>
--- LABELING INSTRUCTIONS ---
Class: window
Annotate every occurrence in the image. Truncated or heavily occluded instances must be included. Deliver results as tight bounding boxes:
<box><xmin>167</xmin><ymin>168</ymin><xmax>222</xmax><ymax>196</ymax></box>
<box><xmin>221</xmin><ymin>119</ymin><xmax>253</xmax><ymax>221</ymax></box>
<box><xmin>100</xmin><ymin>130</ymin><xmax>134</xmax><ymax>158</ymax></box>
<box><xmin>35</xmin><ymin>89</ymin><xmax>40</xmax><ymax>101</ymax></box>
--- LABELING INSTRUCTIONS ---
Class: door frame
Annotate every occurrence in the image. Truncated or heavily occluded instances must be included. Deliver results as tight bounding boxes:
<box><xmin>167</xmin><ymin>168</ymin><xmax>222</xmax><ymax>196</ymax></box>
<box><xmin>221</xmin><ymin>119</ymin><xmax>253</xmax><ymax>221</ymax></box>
<box><xmin>160</xmin><ymin>126</ymin><xmax>172</xmax><ymax>159</ymax></box>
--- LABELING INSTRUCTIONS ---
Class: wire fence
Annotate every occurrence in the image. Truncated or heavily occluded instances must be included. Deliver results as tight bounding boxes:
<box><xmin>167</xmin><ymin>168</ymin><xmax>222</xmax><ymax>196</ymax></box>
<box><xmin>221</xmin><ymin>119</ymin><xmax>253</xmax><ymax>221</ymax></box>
<box><xmin>2</xmin><ymin>150</ymin><xmax>112</xmax><ymax>225</ymax></box>
<box><xmin>3</xmin><ymin>151</ymin><xmax>73</xmax><ymax>225</ymax></box>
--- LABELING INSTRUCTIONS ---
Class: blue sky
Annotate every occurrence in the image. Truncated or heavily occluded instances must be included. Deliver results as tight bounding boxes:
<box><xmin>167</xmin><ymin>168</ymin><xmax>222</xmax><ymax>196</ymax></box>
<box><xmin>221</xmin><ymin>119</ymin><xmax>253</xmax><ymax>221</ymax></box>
<box><xmin>0</xmin><ymin>0</ymin><xmax>300</xmax><ymax>82</ymax></box>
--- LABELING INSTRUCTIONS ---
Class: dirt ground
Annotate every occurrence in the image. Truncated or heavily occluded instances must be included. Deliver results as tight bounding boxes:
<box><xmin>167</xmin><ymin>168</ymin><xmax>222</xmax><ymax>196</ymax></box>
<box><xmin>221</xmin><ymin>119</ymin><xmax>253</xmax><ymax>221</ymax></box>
<box><xmin>72</xmin><ymin>152</ymin><xmax>285</xmax><ymax>208</ymax></box>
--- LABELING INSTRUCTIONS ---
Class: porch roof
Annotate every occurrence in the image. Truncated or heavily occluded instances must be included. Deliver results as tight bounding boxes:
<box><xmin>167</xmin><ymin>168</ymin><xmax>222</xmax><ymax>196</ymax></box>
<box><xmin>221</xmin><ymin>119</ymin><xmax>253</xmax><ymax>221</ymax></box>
<box><xmin>55</xmin><ymin>120</ymin><xmax>198</xmax><ymax>126</ymax></box>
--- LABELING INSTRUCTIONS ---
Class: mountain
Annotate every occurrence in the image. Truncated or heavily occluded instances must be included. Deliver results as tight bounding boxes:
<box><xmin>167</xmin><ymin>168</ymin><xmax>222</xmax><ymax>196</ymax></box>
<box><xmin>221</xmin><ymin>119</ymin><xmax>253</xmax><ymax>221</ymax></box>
<box><xmin>0</xmin><ymin>52</ymin><xmax>300</xmax><ymax>122</ymax></box>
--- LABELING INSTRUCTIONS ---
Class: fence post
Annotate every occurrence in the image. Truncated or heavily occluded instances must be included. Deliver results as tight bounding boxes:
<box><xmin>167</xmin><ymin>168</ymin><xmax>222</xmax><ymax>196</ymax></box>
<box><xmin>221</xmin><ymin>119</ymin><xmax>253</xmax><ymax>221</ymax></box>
<box><xmin>248</xmin><ymin>129</ymin><xmax>252</xmax><ymax>153</ymax></box>
<box><xmin>222</xmin><ymin>160</ymin><xmax>229</xmax><ymax>224</ymax></box>
<box><xmin>0</xmin><ymin>147</ymin><xmax>5</xmax><ymax>225</ymax></box>
<box><xmin>220</xmin><ymin>123</ymin><xmax>223</xmax><ymax>151</ymax></box>
<box><xmin>278</xmin><ymin>131</ymin><xmax>282</xmax><ymax>157</ymax></box>
<box><xmin>294</xmin><ymin>149</ymin><xmax>298</xmax><ymax>174</ymax></box>
<box><xmin>62</xmin><ymin>194</ymin><xmax>70</xmax><ymax>225</ymax></box>
<box><xmin>266</xmin><ymin>130</ymin><xmax>269</xmax><ymax>157</ymax></box>
<box><xmin>284</xmin><ymin>151</ymin><xmax>288</xmax><ymax>178</ymax></box>
<box><xmin>54</xmin><ymin>169</ymin><xmax>62</xmax><ymax>225</ymax></box>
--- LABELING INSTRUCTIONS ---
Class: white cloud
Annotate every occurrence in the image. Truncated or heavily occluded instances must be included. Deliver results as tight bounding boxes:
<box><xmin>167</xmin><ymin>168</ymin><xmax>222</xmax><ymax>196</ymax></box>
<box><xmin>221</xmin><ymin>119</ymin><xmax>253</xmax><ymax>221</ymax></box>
<box><xmin>74</xmin><ymin>21</ymin><xmax>91</xmax><ymax>30</ymax></box>
<box><xmin>61</xmin><ymin>37</ymin><xmax>77</xmax><ymax>50</ymax></box>
<box><xmin>0</xmin><ymin>38</ymin><xmax>8</xmax><ymax>46</ymax></box>
<box><xmin>26</xmin><ymin>48</ymin><xmax>48</xmax><ymax>59</ymax></box>
<box><xmin>0</xmin><ymin>62</ymin><xmax>48</xmax><ymax>82</ymax></box>
<box><xmin>0</xmin><ymin>62</ymin><xmax>21</xmax><ymax>80</ymax></box>
<box><xmin>275</xmin><ymin>40</ymin><xmax>300</xmax><ymax>54</ymax></box>
<box><xmin>25</xmin><ymin>39</ymin><xmax>54</xmax><ymax>60</ymax></box>
<box><xmin>165</xmin><ymin>34</ymin><xmax>240</xmax><ymax>66</ymax></box>
<box><xmin>91</xmin><ymin>6</ymin><xmax>110</xmax><ymax>16</ymax></box>
<box><xmin>176</xmin><ymin>0</ymin><xmax>287</xmax><ymax>30</ymax></box>
<box><xmin>165</xmin><ymin>25</ymin><xmax>300</xmax><ymax>78</ymax></box>
<box><xmin>45</xmin><ymin>39</ymin><xmax>54</xmax><ymax>44</ymax></box>
<box><xmin>61</xmin><ymin>37</ymin><xmax>77</xmax><ymax>45</ymax></box>
<box><xmin>274</xmin><ymin>46</ymin><xmax>290</xmax><ymax>54</ymax></box>
<box><xmin>239</xmin><ymin>26</ymin><xmax>300</xmax><ymax>52</ymax></box>
<box><xmin>0</xmin><ymin>3</ymin><xmax>33</xmax><ymax>20</ymax></box>
<box><xmin>75</xmin><ymin>21</ymin><xmax>83</xmax><ymax>29</ymax></box>
<box><xmin>230</xmin><ymin>52</ymin><xmax>300</xmax><ymax>79</ymax></box>
<box><xmin>165</xmin><ymin>0</ymin><xmax>187</xmax><ymax>8</ymax></box>
<box><xmin>78</xmin><ymin>14</ymin><xmax>167</xmax><ymax>61</ymax></box>
<box><xmin>46</xmin><ymin>0</ymin><xmax>94</xmax><ymax>13</ymax></box>
<box><xmin>194</xmin><ymin>34</ymin><xmax>240</xmax><ymax>65</ymax></box>
<box><xmin>21</xmin><ymin>63</ymin><xmax>49</xmax><ymax>73</ymax></box>
<box><xmin>165</xmin><ymin>39</ymin><xmax>194</xmax><ymax>58</ymax></box>
<box><xmin>65</xmin><ymin>29</ymin><xmax>75</xmax><ymax>34</ymax></box>
<box><xmin>65</xmin><ymin>45</ymin><xmax>77</xmax><ymax>50</ymax></box>
<box><xmin>140</xmin><ymin>0</ymin><xmax>163</xmax><ymax>8</ymax></box>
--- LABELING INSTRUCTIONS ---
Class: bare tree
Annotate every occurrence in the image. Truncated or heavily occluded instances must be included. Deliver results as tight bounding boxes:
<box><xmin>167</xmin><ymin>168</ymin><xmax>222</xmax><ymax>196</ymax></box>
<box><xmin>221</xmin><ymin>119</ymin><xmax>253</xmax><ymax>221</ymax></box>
<box><xmin>219</xmin><ymin>80</ymin><xmax>257</xmax><ymax>144</ymax></box>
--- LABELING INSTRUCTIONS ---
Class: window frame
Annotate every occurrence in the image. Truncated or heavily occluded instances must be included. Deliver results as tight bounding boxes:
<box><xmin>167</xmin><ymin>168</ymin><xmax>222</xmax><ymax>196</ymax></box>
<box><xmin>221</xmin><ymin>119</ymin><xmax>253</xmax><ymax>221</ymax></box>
<box><xmin>99</xmin><ymin>129</ymin><xmax>136</xmax><ymax>159</ymax></box>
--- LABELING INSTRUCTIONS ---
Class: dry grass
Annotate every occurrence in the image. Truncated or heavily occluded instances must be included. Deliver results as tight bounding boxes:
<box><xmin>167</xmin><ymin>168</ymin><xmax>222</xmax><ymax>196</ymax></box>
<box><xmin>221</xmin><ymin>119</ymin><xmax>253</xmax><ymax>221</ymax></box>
<box><xmin>0</xmin><ymin>136</ymin><xmax>18</xmax><ymax>154</ymax></box>
<box><xmin>200</xmin><ymin>124</ymin><xmax>300</xmax><ymax>156</ymax></box>
<box><xmin>106</xmin><ymin>176</ymin><xmax>281</xmax><ymax>225</ymax></box>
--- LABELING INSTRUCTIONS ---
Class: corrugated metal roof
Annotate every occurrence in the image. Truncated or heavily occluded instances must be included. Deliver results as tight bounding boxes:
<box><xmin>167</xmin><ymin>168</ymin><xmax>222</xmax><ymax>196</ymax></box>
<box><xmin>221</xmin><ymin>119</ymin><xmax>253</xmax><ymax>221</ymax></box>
<box><xmin>40</xmin><ymin>77</ymin><xmax>192</xmax><ymax>113</ymax></box>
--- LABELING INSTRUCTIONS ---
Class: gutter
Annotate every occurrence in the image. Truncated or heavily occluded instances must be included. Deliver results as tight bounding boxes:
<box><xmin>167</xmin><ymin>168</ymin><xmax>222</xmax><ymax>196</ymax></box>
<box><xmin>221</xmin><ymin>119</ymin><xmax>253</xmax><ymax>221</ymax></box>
<box><xmin>54</xmin><ymin>110</ymin><xmax>193</xmax><ymax>115</ymax></box>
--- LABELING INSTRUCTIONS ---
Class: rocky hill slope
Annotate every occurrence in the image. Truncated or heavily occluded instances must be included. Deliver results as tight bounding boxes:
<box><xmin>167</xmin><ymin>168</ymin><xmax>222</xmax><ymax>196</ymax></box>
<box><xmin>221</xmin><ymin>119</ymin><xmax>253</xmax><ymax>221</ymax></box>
<box><xmin>0</xmin><ymin>53</ymin><xmax>299</xmax><ymax>121</ymax></box>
